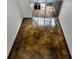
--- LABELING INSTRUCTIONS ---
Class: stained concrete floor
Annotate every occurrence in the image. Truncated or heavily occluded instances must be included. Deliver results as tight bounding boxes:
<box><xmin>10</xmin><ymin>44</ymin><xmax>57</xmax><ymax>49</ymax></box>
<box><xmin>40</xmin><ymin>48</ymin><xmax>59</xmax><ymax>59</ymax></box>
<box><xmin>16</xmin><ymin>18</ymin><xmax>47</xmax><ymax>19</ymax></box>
<box><xmin>8</xmin><ymin>18</ymin><xmax>71</xmax><ymax>59</ymax></box>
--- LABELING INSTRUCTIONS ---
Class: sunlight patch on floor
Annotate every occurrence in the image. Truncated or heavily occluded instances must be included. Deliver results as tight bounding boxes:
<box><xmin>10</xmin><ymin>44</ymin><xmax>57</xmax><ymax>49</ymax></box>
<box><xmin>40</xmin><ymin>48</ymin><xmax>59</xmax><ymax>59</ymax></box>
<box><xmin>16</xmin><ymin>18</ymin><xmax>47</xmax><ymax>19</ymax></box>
<box><xmin>32</xmin><ymin>17</ymin><xmax>56</xmax><ymax>28</ymax></box>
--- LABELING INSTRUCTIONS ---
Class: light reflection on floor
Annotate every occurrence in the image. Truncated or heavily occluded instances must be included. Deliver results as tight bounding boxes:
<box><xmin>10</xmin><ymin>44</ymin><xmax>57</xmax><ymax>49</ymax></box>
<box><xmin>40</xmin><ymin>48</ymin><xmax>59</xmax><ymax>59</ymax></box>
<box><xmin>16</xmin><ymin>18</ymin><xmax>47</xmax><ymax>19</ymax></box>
<box><xmin>32</xmin><ymin>17</ymin><xmax>56</xmax><ymax>28</ymax></box>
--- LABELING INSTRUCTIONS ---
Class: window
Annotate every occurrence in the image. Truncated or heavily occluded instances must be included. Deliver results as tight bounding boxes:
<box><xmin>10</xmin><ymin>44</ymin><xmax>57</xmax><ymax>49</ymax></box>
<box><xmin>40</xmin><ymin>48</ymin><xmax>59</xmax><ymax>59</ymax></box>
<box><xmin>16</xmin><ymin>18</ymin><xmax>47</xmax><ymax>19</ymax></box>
<box><xmin>31</xmin><ymin>0</ymin><xmax>62</xmax><ymax>27</ymax></box>
<box><xmin>31</xmin><ymin>0</ymin><xmax>46</xmax><ymax>3</ymax></box>
<box><xmin>47</xmin><ymin>0</ymin><xmax>54</xmax><ymax>3</ymax></box>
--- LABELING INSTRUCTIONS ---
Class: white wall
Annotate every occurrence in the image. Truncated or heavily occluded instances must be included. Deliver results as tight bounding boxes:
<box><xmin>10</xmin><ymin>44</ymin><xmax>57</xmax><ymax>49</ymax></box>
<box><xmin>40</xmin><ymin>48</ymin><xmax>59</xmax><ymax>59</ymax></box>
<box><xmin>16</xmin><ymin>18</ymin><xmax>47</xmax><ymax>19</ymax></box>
<box><xmin>7</xmin><ymin>0</ymin><xmax>23</xmax><ymax>56</ymax></box>
<box><xmin>18</xmin><ymin>0</ymin><xmax>32</xmax><ymax>18</ymax></box>
<box><xmin>59</xmin><ymin>0</ymin><xmax>72</xmax><ymax>55</ymax></box>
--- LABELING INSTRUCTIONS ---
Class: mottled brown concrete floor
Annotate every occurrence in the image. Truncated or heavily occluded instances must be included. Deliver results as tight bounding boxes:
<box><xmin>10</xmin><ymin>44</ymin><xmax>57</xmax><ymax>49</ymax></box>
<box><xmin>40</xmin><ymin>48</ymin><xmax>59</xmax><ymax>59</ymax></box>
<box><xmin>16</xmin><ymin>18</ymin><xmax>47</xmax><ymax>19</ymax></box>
<box><xmin>8</xmin><ymin>18</ymin><xmax>71</xmax><ymax>59</ymax></box>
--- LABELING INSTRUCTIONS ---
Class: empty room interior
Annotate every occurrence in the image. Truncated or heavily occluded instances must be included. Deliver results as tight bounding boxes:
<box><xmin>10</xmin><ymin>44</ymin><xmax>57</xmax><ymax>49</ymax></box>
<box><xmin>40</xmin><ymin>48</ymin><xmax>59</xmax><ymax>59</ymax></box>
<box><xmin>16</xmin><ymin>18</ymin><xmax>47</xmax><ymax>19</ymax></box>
<box><xmin>7</xmin><ymin>0</ymin><xmax>72</xmax><ymax>59</ymax></box>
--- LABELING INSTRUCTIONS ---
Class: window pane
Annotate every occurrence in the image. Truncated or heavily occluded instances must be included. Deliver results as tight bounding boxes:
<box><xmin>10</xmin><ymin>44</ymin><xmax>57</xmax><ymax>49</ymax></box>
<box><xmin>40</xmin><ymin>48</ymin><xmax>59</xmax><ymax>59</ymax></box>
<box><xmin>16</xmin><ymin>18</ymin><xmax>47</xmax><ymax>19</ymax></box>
<box><xmin>31</xmin><ymin>0</ymin><xmax>46</xmax><ymax>3</ymax></box>
<box><xmin>31</xmin><ymin>3</ymin><xmax>38</xmax><ymax>16</ymax></box>
<box><xmin>31</xmin><ymin>0</ymin><xmax>38</xmax><ymax>3</ymax></box>
<box><xmin>46</xmin><ymin>5</ymin><xmax>56</xmax><ymax>17</ymax></box>
<box><xmin>31</xmin><ymin>3</ymin><xmax>46</xmax><ymax>17</ymax></box>
<box><xmin>38</xmin><ymin>3</ymin><xmax>46</xmax><ymax>17</ymax></box>
<box><xmin>47</xmin><ymin>0</ymin><xmax>54</xmax><ymax>3</ymax></box>
<box><xmin>38</xmin><ymin>0</ymin><xmax>46</xmax><ymax>3</ymax></box>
